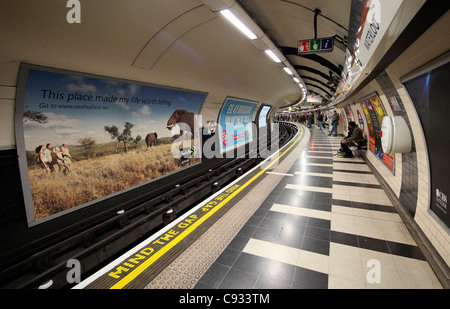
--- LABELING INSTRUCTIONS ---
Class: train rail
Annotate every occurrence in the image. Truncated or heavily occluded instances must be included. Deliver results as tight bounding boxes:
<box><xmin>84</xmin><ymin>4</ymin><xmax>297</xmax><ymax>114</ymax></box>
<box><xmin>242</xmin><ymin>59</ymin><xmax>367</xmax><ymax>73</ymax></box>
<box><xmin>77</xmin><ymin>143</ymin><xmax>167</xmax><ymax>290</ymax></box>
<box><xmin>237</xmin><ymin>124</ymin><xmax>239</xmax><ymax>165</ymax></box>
<box><xmin>0</xmin><ymin>122</ymin><xmax>298</xmax><ymax>289</ymax></box>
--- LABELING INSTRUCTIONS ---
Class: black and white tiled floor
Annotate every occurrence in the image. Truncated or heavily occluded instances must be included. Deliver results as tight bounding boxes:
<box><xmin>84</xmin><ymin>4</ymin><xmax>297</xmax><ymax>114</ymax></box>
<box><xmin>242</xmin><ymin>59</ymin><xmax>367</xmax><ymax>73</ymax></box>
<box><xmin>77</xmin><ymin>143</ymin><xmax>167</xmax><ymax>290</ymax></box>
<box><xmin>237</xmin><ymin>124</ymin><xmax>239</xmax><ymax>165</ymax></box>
<box><xmin>195</xmin><ymin>126</ymin><xmax>443</xmax><ymax>289</ymax></box>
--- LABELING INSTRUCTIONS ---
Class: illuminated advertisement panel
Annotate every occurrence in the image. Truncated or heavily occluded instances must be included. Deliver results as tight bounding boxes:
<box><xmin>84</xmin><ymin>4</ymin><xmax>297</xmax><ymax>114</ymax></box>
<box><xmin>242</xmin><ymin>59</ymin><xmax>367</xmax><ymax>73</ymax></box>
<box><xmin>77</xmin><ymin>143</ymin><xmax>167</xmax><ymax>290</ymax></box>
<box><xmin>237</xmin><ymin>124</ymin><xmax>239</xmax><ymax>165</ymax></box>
<box><xmin>258</xmin><ymin>105</ymin><xmax>271</xmax><ymax>128</ymax></box>
<box><xmin>218</xmin><ymin>98</ymin><xmax>257</xmax><ymax>154</ymax></box>
<box><xmin>15</xmin><ymin>64</ymin><xmax>206</xmax><ymax>225</ymax></box>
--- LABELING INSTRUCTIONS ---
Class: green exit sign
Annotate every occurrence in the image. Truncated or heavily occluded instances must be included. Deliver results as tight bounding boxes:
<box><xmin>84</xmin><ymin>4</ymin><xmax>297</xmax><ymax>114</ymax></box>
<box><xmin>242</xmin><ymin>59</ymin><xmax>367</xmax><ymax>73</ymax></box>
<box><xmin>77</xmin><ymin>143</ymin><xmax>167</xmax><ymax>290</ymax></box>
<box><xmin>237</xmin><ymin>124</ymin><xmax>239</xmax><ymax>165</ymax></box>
<box><xmin>298</xmin><ymin>37</ymin><xmax>334</xmax><ymax>55</ymax></box>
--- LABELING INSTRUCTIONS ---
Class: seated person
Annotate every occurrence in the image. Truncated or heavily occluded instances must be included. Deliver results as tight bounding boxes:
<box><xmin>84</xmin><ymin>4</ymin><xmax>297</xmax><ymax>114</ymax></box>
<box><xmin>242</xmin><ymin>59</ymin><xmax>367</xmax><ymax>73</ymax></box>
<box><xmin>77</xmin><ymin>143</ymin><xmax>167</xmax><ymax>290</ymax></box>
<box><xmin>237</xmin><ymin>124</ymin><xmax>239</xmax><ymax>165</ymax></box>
<box><xmin>338</xmin><ymin>121</ymin><xmax>363</xmax><ymax>158</ymax></box>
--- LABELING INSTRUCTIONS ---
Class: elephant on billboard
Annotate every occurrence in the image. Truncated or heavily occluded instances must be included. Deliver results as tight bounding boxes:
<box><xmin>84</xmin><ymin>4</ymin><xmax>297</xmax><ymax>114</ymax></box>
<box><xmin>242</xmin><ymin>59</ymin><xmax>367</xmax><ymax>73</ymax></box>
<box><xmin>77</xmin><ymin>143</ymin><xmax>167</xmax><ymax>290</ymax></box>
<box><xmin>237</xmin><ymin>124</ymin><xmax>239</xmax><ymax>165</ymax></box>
<box><xmin>167</xmin><ymin>110</ymin><xmax>195</xmax><ymax>137</ymax></box>
<box><xmin>145</xmin><ymin>132</ymin><xmax>158</xmax><ymax>147</ymax></box>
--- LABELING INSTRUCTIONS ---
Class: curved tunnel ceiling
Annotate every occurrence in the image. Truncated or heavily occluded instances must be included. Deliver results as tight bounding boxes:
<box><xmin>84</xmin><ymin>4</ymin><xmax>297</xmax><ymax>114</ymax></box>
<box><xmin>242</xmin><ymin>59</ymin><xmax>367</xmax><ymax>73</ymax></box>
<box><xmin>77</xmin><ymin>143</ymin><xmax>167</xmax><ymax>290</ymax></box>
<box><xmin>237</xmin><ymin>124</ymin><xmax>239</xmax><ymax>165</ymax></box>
<box><xmin>1</xmin><ymin>0</ymin><xmax>433</xmax><ymax>119</ymax></box>
<box><xmin>238</xmin><ymin>0</ymin><xmax>351</xmax><ymax>104</ymax></box>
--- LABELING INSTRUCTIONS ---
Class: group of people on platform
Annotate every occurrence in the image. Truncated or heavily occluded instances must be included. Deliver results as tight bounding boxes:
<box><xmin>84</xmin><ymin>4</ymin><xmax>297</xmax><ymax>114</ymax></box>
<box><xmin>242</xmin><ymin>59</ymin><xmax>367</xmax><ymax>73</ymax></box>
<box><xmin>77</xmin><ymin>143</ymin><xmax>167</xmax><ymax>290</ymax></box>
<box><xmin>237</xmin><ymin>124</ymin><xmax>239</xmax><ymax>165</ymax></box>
<box><xmin>277</xmin><ymin>110</ymin><xmax>363</xmax><ymax>158</ymax></box>
<box><xmin>35</xmin><ymin>143</ymin><xmax>72</xmax><ymax>175</ymax></box>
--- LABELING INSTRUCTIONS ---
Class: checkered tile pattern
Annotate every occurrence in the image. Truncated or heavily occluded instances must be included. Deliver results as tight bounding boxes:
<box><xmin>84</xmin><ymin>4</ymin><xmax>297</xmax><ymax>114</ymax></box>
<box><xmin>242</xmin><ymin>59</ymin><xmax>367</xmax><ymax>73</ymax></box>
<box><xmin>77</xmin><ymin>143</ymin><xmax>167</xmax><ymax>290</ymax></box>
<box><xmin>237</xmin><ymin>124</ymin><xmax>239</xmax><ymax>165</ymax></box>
<box><xmin>194</xmin><ymin>127</ymin><xmax>442</xmax><ymax>289</ymax></box>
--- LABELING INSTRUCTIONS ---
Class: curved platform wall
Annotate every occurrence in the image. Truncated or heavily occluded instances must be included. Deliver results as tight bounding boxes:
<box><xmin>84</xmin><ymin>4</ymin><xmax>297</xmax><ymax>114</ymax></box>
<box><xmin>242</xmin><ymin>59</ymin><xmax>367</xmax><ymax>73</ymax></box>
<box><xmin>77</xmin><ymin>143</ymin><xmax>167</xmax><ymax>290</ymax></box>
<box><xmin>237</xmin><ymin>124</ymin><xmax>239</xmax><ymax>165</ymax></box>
<box><xmin>336</xmin><ymin>11</ymin><xmax>450</xmax><ymax>268</ymax></box>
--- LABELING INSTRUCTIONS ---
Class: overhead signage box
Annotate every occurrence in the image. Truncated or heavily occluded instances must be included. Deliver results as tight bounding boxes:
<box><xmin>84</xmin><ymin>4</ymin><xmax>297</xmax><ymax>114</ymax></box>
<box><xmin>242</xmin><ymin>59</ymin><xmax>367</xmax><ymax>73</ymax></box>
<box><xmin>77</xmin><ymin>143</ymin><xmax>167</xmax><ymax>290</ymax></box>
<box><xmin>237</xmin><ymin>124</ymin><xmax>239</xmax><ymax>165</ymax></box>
<box><xmin>298</xmin><ymin>37</ymin><xmax>334</xmax><ymax>55</ymax></box>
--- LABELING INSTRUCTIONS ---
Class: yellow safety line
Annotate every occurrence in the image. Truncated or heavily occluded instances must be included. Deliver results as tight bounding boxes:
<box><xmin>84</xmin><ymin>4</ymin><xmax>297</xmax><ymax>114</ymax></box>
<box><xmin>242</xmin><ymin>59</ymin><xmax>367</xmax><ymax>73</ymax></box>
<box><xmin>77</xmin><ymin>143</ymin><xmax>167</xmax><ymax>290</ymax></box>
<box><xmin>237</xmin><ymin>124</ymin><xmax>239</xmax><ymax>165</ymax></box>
<box><xmin>110</xmin><ymin>126</ymin><xmax>304</xmax><ymax>289</ymax></box>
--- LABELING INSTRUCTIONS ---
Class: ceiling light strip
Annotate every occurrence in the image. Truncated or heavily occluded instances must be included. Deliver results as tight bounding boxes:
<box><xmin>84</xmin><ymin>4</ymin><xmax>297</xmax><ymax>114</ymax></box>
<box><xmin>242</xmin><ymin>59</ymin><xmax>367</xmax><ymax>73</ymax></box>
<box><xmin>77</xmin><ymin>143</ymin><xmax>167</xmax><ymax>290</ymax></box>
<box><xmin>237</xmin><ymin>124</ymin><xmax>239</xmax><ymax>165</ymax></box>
<box><xmin>220</xmin><ymin>9</ymin><xmax>257</xmax><ymax>40</ymax></box>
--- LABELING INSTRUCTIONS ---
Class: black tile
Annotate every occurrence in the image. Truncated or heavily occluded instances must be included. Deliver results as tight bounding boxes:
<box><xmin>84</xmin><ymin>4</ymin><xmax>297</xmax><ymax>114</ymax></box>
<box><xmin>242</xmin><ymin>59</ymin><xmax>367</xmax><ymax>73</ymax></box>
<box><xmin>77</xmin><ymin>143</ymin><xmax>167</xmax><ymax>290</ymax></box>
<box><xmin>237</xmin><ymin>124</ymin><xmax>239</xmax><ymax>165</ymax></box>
<box><xmin>306</xmin><ymin>158</ymin><xmax>334</xmax><ymax>164</ymax></box>
<box><xmin>351</xmin><ymin>201</ymin><xmax>375</xmax><ymax>211</ymax></box>
<box><xmin>311</xmin><ymin>201</ymin><xmax>332</xmax><ymax>212</ymax></box>
<box><xmin>387</xmin><ymin>241</ymin><xmax>426</xmax><ymax>260</ymax></box>
<box><xmin>216</xmin><ymin>248</ymin><xmax>241</xmax><ymax>267</ymax></box>
<box><xmin>313</xmin><ymin>194</ymin><xmax>332</xmax><ymax>205</ymax></box>
<box><xmin>217</xmin><ymin>268</ymin><xmax>258</xmax><ymax>289</ymax></box>
<box><xmin>265</xmin><ymin>210</ymin><xmax>287</xmax><ymax>221</ymax></box>
<box><xmin>291</xmin><ymin>266</ymin><xmax>328</xmax><ymax>289</ymax></box>
<box><xmin>306</xmin><ymin>217</ymin><xmax>331</xmax><ymax>230</ymax></box>
<box><xmin>307</xmin><ymin>152</ymin><xmax>333</xmax><ymax>157</ymax></box>
<box><xmin>300</xmin><ymin>236</ymin><xmax>330</xmax><ymax>255</ymax></box>
<box><xmin>276</xmin><ymin>192</ymin><xmax>314</xmax><ymax>206</ymax></box>
<box><xmin>228</xmin><ymin>234</ymin><xmax>250</xmax><ymax>251</ymax></box>
<box><xmin>253</xmin><ymin>207</ymin><xmax>270</xmax><ymax>218</ymax></box>
<box><xmin>252</xmin><ymin>227</ymin><xmax>279</xmax><ymax>243</ymax></box>
<box><xmin>246</xmin><ymin>215</ymin><xmax>264</xmax><ymax>227</ymax></box>
<box><xmin>316</xmin><ymin>177</ymin><xmax>333</xmax><ymax>187</ymax></box>
<box><xmin>259</xmin><ymin>217</ymin><xmax>284</xmax><ymax>231</ymax></box>
<box><xmin>330</xmin><ymin>230</ymin><xmax>358</xmax><ymax>247</ymax></box>
<box><xmin>259</xmin><ymin>200</ymin><xmax>275</xmax><ymax>210</ymax></box>
<box><xmin>284</xmin><ymin>214</ymin><xmax>309</xmax><ymax>226</ymax></box>
<box><xmin>231</xmin><ymin>252</ymin><xmax>268</xmax><ymax>275</ymax></box>
<box><xmin>357</xmin><ymin>236</ymin><xmax>390</xmax><ymax>254</ymax></box>
<box><xmin>276</xmin><ymin>224</ymin><xmax>305</xmax><ymax>249</ymax></box>
<box><xmin>254</xmin><ymin>277</ymin><xmax>291</xmax><ymax>289</ymax></box>
<box><xmin>197</xmin><ymin>262</ymin><xmax>230</xmax><ymax>288</ymax></box>
<box><xmin>237</xmin><ymin>224</ymin><xmax>257</xmax><ymax>238</ymax></box>
<box><xmin>332</xmin><ymin>198</ymin><xmax>352</xmax><ymax>207</ymax></box>
<box><xmin>372</xmin><ymin>204</ymin><xmax>397</xmax><ymax>213</ymax></box>
<box><xmin>333</xmin><ymin>180</ymin><xmax>382</xmax><ymax>189</ymax></box>
<box><xmin>259</xmin><ymin>259</ymin><xmax>296</xmax><ymax>285</ymax></box>
<box><xmin>319</xmin><ymin>167</ymin><xmax>334</xmax><ymax>174</ymax></box>
<box><xmin>333</xmin><ymin>169</ymin><xmax>373</xmax><ymax>175</ymax></box>
<box><xmin>304</xmin><ymin>226</ymin><xmax>330</xmax><ymax>242</ymax></box>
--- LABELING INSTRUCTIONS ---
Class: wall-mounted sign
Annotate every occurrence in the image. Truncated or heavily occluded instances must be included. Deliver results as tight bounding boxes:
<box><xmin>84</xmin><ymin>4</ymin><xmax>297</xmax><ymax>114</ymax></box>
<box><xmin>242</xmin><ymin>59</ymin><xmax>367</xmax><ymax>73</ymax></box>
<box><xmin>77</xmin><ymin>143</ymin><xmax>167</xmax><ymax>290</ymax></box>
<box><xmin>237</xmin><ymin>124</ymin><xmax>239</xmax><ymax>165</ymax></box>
<box><xmin>298</xmin><ymin>37</ymin><xmax>334</xmax><ymax>55</ymax></box>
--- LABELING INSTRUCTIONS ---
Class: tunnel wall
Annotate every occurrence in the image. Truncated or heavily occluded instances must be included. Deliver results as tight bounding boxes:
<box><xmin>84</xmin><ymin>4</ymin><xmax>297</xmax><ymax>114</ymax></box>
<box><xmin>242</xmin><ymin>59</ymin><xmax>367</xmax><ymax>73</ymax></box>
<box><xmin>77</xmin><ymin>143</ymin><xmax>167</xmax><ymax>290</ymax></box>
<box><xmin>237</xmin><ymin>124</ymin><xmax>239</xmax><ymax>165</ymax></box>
<box><xmin>338</xmin><ymin>11</ymin><xmax>450</xmax><ymax>268</ymax></box>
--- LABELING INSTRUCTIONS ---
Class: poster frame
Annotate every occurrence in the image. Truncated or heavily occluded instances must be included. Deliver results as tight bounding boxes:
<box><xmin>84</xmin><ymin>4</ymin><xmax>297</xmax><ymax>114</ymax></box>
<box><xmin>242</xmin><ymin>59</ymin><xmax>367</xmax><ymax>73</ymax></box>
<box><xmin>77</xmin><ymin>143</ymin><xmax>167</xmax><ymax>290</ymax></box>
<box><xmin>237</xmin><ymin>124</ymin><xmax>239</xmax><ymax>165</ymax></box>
<box><xmin>400</xmin><ymin>51</ymin><xmax>450</xmax><ymax>230</ymax></box>
<box><xmin>15</xmin><ymin>63</ymin><xmax>208</xmax><ymax>227</ymax></box>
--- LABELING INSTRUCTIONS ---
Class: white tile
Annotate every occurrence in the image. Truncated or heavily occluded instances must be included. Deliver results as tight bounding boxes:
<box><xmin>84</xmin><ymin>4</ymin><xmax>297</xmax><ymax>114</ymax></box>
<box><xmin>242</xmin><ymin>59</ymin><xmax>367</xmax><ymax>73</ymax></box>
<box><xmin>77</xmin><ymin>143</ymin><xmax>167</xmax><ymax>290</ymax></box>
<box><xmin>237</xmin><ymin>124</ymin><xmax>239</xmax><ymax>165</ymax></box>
<box><xmin>331</xmin><ymin>220</ymin><xmax>357</xmax><ymax>235</ymax></box>
<box><xmin>352</xmin><ymin>208</ymin><xmax>401</xmax><ymax>222</ymax></box>
<box><xmin>270</xmin><ymin>203</ymin><xmax>331</xmax><ymax>221</ymax></box>
<box><xmin>328</xmin><ymin>275</ymin><xmax>366</xmax><ymax>289</ymax></box>
<box><xmin>333</xmin><ymin>163</ymin><xmax>371</xmax><ymax>172</ymax></box>
<box><xmin>296</xmin><ymin>250</ymin><xmax>329</xmax><ymax>274</ymax></box>
<box><xmin>331</xmin><ymin>205</ymin><xmax>353</xmax><ymax>215</ymax></box>
<box><xmin>268</xmin><ymin>243</ymin><xmax>300</xmax><ymax>265</ymax></box>
<box><xmin>243</xmin><ymin>238</ymin><xmax>271</xmax><ymax>258</ymax></box>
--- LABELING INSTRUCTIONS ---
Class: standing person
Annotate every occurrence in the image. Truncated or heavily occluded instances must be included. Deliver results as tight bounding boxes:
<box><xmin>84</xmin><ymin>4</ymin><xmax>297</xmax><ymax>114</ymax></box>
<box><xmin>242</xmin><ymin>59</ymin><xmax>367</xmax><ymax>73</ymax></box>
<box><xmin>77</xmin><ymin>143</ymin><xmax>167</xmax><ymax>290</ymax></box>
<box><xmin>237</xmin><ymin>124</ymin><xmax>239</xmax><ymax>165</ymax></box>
<box><xmin>35</xmin><ymin>145</ymin><xmax>50</xmax><ymax>175</ymax></box>
<box><xmin>55</xmin><ymin>147</ymin><xmax>69</xmax><ymax>175</ymax></box>
<box><xmin>61</xmin><ymin>143</ymin><xmax>72</xmax><ymax>172</ymax></box>
<box><xmin>317</xmin><ymin>112</ymin><xmax>324</xmax><ymax>130</ymax></box>
<box><xmin>43</xmin><ymin>143</ymin><xmax>55</xmax><ymax>172</ymax></box>
<box><xmin>328</xmin><ymin>111</ymin><xmax>339</xmax><ymax>137</ymax></box>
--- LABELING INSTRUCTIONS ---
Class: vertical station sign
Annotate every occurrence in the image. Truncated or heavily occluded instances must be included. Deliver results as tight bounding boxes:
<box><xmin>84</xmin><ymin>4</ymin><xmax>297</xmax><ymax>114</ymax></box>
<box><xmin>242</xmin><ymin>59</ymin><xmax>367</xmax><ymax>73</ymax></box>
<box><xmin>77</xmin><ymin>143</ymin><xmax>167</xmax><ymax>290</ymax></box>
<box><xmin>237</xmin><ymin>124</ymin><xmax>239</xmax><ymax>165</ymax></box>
<box><xmin>298</xmin><ymin>37</ymin><xmax>334</xmax><ymax>55</ymax></box>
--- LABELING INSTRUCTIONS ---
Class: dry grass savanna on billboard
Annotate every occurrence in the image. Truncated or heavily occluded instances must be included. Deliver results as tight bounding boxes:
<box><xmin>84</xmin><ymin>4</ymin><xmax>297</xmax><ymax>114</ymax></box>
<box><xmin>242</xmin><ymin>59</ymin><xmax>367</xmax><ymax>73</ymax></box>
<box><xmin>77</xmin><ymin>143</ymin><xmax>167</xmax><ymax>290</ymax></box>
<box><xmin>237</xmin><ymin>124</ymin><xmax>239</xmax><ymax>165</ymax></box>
<box><xmin>27</xmin><ymin>136</ymin><xmax>199</xmax><ymax>221</ymax></box>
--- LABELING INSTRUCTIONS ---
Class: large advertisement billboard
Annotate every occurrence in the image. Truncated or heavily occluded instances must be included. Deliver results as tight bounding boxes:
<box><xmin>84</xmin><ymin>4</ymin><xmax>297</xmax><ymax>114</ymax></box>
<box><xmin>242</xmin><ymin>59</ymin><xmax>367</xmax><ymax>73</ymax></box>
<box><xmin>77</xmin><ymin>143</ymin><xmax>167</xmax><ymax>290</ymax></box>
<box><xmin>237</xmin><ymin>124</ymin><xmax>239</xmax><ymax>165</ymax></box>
<box><xmin>218</xmin><ymin>98</ymin><xmax>257</xmax><ymax>154</ymax></box>
<box><xmin>359</xmin><ymin>93</ymin><xmax>394</xmax><ymax>172</ymax></box>
<box><xmin>402</xmin><ymin>53</ymin><xmax>450</xmax><ymax>228</ymax></box>
<box><xmin>15</xmin><ymin>64</ymin><xmax>207</xmax><ymax>225</ymax></box>
<box><xmin>258</xmin><ymin>105</ymin><xmax>271</xmax><ymax>128</ymax></box>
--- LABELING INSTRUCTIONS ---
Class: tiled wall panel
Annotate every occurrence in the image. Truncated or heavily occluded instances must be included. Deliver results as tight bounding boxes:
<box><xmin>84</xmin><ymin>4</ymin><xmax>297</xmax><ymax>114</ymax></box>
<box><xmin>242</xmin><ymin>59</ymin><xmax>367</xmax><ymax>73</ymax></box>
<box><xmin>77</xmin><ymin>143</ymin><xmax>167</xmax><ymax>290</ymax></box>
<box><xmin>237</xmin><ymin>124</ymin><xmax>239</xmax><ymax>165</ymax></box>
<box><xmin>338</xmin><ymin>11</ymin><xmax>450</xmax><ymax>267</ymax></box>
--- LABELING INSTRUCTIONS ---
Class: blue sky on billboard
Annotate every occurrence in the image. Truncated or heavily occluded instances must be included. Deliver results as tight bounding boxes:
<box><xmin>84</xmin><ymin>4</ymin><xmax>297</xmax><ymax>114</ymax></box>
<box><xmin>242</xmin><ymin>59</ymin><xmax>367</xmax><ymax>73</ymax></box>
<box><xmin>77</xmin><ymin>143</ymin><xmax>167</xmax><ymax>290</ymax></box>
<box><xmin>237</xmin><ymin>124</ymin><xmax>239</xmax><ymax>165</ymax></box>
<box><xmin>22</xmin><ymin>69</ymin><xmax>205</xmax><ymax>150</ymax></box>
